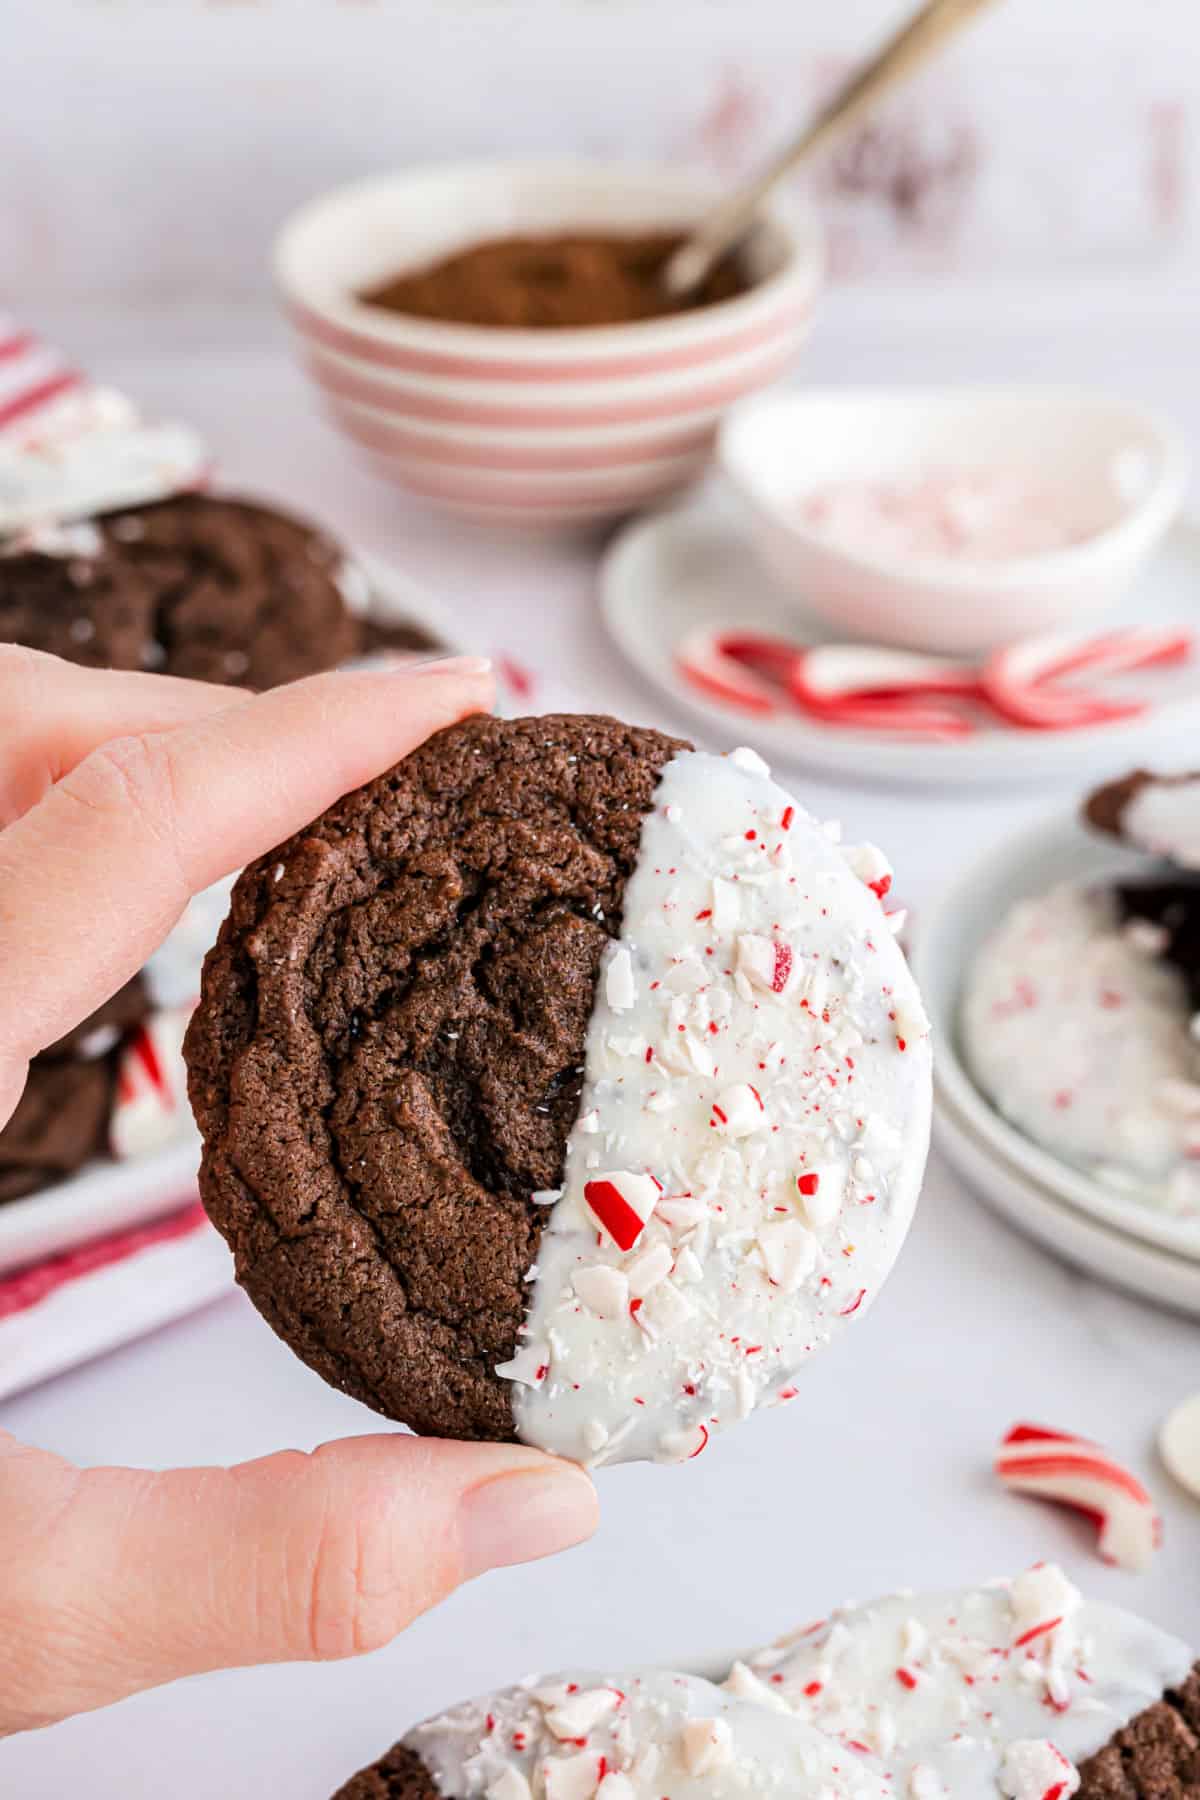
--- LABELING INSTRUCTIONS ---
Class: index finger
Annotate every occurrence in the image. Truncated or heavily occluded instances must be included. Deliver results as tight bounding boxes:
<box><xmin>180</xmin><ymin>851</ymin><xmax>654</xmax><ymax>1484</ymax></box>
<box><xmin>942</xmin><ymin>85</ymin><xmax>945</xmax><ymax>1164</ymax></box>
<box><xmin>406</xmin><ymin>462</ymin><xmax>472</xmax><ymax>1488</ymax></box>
<box><xmin>0</xmin><ymin>657</ymin><xmax>493</xmax><ymax>1065</ymax></box>
<box><xmin>0</xmin><ymin>646</ymin><xmax>251</xmax><ymax>827</ymax></box>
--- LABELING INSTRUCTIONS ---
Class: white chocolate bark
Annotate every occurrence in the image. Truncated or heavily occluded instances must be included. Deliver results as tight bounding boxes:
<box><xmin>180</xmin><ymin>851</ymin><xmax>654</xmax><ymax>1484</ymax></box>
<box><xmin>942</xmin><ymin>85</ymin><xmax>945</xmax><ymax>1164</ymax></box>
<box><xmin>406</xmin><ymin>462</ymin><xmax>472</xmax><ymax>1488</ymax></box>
<box><xmin>1122</xmin><ymin>778</ymin><xmax>1200</xmax><ymax>870</ymax></box>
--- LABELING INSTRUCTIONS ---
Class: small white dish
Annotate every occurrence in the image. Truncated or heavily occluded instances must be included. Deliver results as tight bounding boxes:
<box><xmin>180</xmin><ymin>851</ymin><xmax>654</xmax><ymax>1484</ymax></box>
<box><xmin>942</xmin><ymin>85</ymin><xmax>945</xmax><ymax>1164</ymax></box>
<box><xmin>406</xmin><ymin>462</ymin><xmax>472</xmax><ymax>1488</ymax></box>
<box><xmin>910</xmin><ymin>811</ymin><xmax>1200</xmax><ymax>1267</ymax></box>
<box><xmin>0</xmin><ymin>552</ymin><xmax>460</xmax><ymax>1278</ymax></box>
<box><xmin>719</xmin><ymin>387</ymin><xmax>1190</xmax><ymax>655</ymax></box>
<box><xmin>599</xmin><ymin>494</ymin><xmax>1200</xmax><ymax>789</ymax></box>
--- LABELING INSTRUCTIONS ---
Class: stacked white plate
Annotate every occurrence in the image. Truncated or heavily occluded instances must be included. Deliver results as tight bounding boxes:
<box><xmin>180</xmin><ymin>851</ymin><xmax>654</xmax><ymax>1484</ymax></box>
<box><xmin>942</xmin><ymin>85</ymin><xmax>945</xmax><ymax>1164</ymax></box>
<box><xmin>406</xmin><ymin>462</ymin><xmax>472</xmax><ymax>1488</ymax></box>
<box><xmin>911</xmin><ymin>814</ymin><xmax>1200</xmax><ymax>1317</ymax></box>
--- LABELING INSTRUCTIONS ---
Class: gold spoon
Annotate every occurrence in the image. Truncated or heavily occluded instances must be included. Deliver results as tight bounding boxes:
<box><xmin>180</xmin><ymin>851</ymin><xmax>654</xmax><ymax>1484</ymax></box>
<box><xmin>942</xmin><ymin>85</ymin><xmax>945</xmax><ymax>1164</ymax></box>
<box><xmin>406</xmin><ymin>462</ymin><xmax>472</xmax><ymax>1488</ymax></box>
<box><xmin>663</xmin><ymin>0</ymin><xmax>1002</xmax><ymax>299</ymax></box>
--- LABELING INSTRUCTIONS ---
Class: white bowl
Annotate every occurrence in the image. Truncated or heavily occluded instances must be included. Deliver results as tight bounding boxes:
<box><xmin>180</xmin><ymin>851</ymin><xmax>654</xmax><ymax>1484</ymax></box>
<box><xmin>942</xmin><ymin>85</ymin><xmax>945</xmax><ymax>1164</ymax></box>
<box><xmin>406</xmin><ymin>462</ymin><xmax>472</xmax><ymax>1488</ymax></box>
<box><xmin>275</xmin><ymin>159</ymin><xmax>823</xmax><ymax>529</ymax></box>
<box><xmin>910</xmin><ymin>811</ymin><xmax>1200</xmax><ymax>1265</ymax></box>
<box><xmin>719</xmin><ymin>387</ymin><xmax>1190</xmax><ymax>654</ymax></box>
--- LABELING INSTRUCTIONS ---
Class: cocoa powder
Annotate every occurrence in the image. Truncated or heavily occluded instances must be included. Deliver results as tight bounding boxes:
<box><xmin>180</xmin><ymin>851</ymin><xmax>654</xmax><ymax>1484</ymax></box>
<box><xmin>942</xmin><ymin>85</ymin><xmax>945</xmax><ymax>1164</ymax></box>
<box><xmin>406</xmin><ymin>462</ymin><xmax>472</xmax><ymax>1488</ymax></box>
<box><xmin>359</xmin><ymin>230</ymin><xmax>750</xmax><ymax>329</ymax></box>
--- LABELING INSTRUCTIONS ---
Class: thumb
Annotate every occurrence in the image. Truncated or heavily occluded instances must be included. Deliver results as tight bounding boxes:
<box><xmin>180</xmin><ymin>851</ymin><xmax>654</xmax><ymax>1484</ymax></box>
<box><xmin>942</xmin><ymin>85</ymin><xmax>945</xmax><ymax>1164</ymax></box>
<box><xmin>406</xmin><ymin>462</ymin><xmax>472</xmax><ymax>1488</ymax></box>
<box><xmin>0</xmin><ymin>1430</ymin><xmax>597</xmax><ymax>1735</ymax></box>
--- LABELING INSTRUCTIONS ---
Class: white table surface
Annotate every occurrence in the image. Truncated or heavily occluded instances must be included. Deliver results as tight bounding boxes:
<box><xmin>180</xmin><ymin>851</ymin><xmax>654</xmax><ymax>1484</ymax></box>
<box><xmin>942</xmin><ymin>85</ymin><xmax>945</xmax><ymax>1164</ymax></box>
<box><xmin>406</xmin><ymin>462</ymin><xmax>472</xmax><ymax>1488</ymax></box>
<box><xmin>5</xmin><ymin>291</ymin><xmax>1200</xmax><ymax>1795</ymax></box>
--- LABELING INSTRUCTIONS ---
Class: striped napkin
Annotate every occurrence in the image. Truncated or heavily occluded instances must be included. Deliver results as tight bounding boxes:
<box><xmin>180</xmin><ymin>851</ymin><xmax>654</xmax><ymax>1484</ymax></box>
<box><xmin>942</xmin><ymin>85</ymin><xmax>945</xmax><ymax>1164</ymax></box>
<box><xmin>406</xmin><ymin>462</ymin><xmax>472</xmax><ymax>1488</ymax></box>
<box><xmin>0</xmin><ymin>1205</ymin><xmax>232</xmax><ymax>1402</ymax></box>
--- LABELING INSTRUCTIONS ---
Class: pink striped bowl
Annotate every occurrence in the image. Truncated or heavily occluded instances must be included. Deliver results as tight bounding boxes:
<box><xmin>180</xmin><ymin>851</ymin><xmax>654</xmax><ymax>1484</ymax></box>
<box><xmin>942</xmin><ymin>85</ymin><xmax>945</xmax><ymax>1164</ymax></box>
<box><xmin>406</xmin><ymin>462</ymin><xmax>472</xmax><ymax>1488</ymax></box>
<box><xmin>275</xmin><ymin>160</ymin><xmax>823</xmax><ymax>529</ymax></box>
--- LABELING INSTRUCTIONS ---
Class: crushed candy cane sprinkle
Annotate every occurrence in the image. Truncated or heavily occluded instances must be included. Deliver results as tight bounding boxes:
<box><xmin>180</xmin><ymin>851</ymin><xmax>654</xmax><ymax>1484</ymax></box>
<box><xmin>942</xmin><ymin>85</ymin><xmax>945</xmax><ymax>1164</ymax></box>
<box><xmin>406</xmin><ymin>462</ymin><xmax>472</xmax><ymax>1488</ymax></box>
<box><xmin>401</xmin><ymin>1566</ymin><xmax>1193</xmax><ymax>1799</ymax></box>
<box><xmin>498</xmin><ymin>746</ymin><xmax>932</xmax><ymax>1466</ymax></box>
<box><xmin>995</xmin><ymin>1424</ymin><xmax>1162</xmax><ymax>1572</ymax></box>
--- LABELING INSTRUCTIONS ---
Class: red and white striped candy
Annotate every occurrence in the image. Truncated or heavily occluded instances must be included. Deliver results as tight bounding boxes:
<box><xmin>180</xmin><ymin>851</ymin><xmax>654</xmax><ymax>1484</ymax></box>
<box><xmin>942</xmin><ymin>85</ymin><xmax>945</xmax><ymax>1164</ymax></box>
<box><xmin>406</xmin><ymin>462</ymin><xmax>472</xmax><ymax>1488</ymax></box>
<box><xmin>1033</xmin><ymin>626</ymin><xmax>1192</xmax><ymax>686</ymax></box>
<box><xmin>791</xmin><ymin>644</ymin><xmax>982</xmax><ymax>703</ymax></box>
<box><xmin>675</xmin><ymin>628</ymin><xmax>785</xmax><ymax>716</ymax></box>
<box><xmin>582</xmin><ymin>1172</ymin><xmax>661</xmax><ymax>1253</ymax></box>
<box><xmin>0</xmin><ymin>318</ymin><xmax>83</xmax><ymax>438</ymax></box>
<box><xmin>109</xmin><ymin>1009</ymin><xmax>191</xmax><ymax>1161</ymax></box>
<box><xmin>982</xmin><ymin>628</ymin><xmax>1192</xmax><ymax>731</ymax></box>
<box><xmin>789</xmin><ymin>647</ymin><xmax>977</xmax><ymax>739</ymax></box>
<box><xmin>736</xmin><ymin>932</ymin><xmax>795</xmax><ymax>995</ymax></box>
<box><xmin>995</xmin><ymin>1423</ymin><xmax>1162</xmax><ymax>1572</ymax></box>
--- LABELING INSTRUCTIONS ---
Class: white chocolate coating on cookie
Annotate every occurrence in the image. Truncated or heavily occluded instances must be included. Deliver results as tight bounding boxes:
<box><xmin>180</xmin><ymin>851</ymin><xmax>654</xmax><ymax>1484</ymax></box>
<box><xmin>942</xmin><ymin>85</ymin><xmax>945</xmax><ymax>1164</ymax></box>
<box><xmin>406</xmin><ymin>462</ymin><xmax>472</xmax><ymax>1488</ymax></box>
<box><xmin>407</xmin><ymin>1668</ymin><xmax>853</xmax><ymax>1800</ymax></box>
<box><xmin>0</xmin><ymin>386</ymin><xmax>208</xmax><ymax>535</ymax></box>
<box><xmin>1122</xmin><ymin>778</ymin><xmax>1200</xmax><ymax>870</ymax></box>
<box><xmin>399</xmin><ymin>1568</ymin><xmax>1192</xmax><ymax>1799</ymax></box>
<box><xmin>502</xmin><ymin>748</ymin><xmax>932</xmax><ymax>1466</ymax></box>
<box><xmin>962</xmin><ymin>882</ymin><xmax>1200</xmax><ymax>1218</ymax></box>
<box><xmin>734</xmin><ymin>1566</ymin><xmax>1193</xmax><ymax>1800</ymax></box>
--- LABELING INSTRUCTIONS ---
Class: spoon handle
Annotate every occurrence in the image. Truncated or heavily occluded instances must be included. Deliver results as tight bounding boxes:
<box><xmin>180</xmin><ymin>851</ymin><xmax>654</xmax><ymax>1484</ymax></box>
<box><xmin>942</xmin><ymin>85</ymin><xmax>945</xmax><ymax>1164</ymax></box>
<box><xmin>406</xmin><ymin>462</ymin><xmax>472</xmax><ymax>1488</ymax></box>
<box><xmin>665</xmin><ymin>0</ymin><xmax>1000</xmax><ymax>297</ymax></box>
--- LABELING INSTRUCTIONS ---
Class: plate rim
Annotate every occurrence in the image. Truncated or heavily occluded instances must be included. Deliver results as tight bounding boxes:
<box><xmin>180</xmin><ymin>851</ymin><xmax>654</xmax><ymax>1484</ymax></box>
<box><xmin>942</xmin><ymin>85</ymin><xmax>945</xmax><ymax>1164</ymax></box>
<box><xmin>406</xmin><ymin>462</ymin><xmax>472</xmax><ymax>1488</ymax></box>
<box><xmin>910</xmin><ymin>812</ymin><xmax>1200</xmax><ymax>1264</ymax></box>
<box><xmin>599</xmin><ymin>501</ymin><xmax>1200</xmax><ymax>790</ymax></box>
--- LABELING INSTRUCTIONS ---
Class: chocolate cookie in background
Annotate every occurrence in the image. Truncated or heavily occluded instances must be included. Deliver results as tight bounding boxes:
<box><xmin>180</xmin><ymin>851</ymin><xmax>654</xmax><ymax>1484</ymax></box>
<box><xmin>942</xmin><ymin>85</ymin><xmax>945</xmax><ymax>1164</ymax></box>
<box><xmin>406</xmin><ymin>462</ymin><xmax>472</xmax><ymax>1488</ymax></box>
<box><xmin>331</xmin><ymin>1567</ymin><xmax>1199</xmax><ymax>1800</ymax></box>
<box><xmin>0</xmin><ymin>975</ymin><xmax>149</xmax><ymax>1203</ymax></box>
<box><xmin>1085</xmin><ymin>769</ymin><xmax>1200</xmax><ymax>1008</ymax></box>
<box><xmin>1085</xmin><ymin>768</ymin><xmax>1200</xmax><ymax>870</ymax></box>
<box><xmin>0</xmin><ymin>492</ymin><xmax>442</xmax><ymax>690</ymax></box>
<box><xmin>185</xmin><ymin>712</ymin><xmax>932</xmax><ymax>1464</ymax></box>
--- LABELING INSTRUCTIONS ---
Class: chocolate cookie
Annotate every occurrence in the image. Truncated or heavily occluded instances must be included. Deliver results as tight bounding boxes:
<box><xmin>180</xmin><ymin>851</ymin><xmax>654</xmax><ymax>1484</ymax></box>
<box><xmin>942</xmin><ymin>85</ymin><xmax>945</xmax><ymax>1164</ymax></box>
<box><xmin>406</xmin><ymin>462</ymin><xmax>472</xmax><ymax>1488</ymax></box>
<box><xmin>332</xmin><ymin>1746</ymin><xmax>434</xmax><ymax>1800</ymax></box>
<box><xmin>185</xmin><ymin>713</ymin><xmax>687</xmax><ymax>1441</ymax></box>
<box><xmin>185</xmin><ymin>716</ymin><xmax>933</xmax><ymax>1458</ymax></box>
<box><xmin>0</xmin><ymin>494</ymin><xmax>368</xmax><ymax>690</ymax></box>
<box><xmin>0</xmin><ymin>975</ymin><xmax>149</xmax><ymax>1203</ymax></box>
<box><xmin>0</xmin><ymin>522</ymin><xmax>155</xmax><ymax>671</ymax></box>
<box><xmin>0</xmin><ymin>1059</ymin><xmax>113</xmax><ymax>1203</ymax></box>
<box><xmin>1086</xmin><ymin>768</ymin><xmax>1200</xmax><ymax>873</ymax></box>
<box><xmin>1079</xmin><ymin>1667</ymin><xmax>1200</xmax><ymax>1797</ymax></box>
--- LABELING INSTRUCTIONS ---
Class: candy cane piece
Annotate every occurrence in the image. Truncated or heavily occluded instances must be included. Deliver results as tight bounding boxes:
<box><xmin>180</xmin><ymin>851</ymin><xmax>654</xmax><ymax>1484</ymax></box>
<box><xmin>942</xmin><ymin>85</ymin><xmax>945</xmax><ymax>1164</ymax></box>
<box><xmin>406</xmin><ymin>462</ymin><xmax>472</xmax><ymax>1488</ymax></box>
<box><xmin>109</xmin><ymin>1008</ymin><xmax>192</xmax><ymax>1161</ymax></box>
<box><xmin>1032</xmin><ymin>627</ymin><xmax>1192</xmax><ymax>686</ymax></box>
<box><xmin>675</xmin><ymin>627</ymin><xmax>783</xmax><ymax>716</ymax></box>
<box><xmin>792</xmin><ymin>644</ymin><xmax>982</xmax><ymax>702</ymax></box>
<box><xmin>995</xmin><ymin>1423</ymin><xmax>1162</xmax><ymax>1571</ymax></box>
<box><xmin>981</xmin><ymin>643</ymin><xmax>1146</xmax><ymax>729</ymax></box>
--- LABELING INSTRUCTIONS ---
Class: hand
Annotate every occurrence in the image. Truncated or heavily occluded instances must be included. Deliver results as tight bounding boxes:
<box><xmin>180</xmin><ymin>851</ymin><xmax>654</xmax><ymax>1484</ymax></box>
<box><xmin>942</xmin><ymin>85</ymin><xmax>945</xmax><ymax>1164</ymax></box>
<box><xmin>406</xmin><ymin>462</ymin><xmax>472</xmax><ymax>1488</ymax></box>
<box><xmin>0</xmin><ymin>648</ymin><xmax>598</xmax><ymax>1736</ymax></box>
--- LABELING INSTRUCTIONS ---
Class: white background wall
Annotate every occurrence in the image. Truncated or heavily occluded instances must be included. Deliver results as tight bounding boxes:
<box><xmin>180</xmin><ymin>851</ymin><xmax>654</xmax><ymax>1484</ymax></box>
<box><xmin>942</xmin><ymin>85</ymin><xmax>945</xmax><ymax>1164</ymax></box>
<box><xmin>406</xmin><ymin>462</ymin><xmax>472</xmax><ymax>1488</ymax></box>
<box><xmin>4</xmin><ymin>0</ymin><xmax>1198</xmax><ymax>315</ymax></box>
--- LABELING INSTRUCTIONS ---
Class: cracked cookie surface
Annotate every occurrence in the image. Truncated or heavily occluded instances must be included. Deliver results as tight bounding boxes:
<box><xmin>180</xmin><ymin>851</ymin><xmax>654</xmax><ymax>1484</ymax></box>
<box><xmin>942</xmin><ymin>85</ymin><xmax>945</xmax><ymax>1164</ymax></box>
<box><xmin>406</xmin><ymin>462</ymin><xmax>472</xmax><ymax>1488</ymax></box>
<box><xmin>184</xmin><ymin>713</ymin><xmax>687</xmax><ymax>1439</ymax></box>
<box><xmin>1</xmin><ymin>493</ymin><xmax>360</xmax><ymax>689</ymax></box>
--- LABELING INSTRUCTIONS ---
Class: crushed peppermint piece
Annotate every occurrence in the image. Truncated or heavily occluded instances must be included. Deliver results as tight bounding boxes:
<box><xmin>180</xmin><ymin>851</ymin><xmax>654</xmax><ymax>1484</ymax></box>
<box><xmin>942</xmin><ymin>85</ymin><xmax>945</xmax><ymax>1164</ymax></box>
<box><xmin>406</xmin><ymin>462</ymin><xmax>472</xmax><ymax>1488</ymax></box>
<box><xmin>582</xmin><ymin>1173</ymin><xmax>660</xmax><ymax>1252</ymax></box>
<box><xmin>679</xmin><ymin>1716</ymin><xmax>734</xmax><ymax>1775</ymax></box>
<box><xmin>606</xmin><ymin>946</ymin><xmax>637</xmax><ymax>1013</ymax></box>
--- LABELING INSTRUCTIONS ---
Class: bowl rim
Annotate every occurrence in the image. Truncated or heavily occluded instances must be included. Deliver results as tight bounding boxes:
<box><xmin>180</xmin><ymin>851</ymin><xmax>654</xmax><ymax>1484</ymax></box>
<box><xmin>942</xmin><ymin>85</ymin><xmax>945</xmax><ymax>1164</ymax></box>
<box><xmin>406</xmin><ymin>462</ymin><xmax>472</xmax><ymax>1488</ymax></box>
<box><xmin>718</xmin><ymin>382</ymin><xmax>1192</xmax><ymax>591</ymax></box>
<box><xmin>273</xmin><ymin>155</ymin><xmax>824</xmax><ymax>359</ymax></box>
<box><xmin>909</xmin><ymin>809</ymin><xmax>1200</xmax><ymax>1262</ymax></box>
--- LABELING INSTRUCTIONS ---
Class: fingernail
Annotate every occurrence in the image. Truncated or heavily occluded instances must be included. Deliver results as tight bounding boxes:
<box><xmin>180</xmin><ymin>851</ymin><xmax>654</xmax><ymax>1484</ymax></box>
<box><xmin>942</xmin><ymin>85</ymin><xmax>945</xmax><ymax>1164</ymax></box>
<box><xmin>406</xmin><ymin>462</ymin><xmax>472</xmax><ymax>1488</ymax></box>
<box><xmin>459</xmin><ymin>1459</ymin><xmax>597</xmax><ymax>1580</ymax></box>
<box><xmin>411</xmin><ymin>654</ymin><xmax>493</xmax><ymax>678</ymax></box>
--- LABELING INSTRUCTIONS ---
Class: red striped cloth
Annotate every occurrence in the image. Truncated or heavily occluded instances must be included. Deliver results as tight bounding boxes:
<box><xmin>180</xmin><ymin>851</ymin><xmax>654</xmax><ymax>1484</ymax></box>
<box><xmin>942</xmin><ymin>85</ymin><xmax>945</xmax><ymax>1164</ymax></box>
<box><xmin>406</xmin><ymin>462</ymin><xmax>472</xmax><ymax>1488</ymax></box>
<box><xmin>0</xmin><ymin>1202</ymin><xmax>208</xmax><ymax>1322</ymax></box>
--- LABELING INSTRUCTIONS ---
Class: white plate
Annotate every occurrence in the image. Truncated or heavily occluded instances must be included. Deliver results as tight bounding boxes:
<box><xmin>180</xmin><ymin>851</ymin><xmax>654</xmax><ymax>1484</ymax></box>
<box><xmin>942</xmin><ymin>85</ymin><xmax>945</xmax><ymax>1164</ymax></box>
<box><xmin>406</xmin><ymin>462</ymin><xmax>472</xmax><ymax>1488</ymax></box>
<box><xmin>910</xmin><ymin>812</ymin><xmax>1200</xmax><ymax>1267</ymax></box>
<box><xmin>599</xmin><ymin>494</ymin><xmax>1200</xmax><ymax>789</ymax></box>
<box><xmin>933</xmin><ymin>1081</ymin><xmax>1200</xmax><ymax>1319</ymax></box>
<box><xmin>0</xmin><ymin>552</ymin><xmax>463</xmax><ymax>1277</ymax></box>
